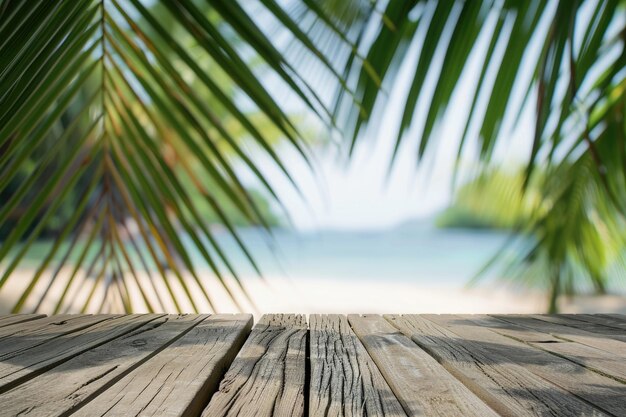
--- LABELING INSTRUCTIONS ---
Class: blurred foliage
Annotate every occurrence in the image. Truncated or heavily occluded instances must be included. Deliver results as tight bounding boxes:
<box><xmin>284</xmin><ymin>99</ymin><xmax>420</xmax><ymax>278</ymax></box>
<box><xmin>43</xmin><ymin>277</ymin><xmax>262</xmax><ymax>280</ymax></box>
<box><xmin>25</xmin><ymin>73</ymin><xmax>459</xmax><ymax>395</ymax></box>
<box><xmin>439</xmin><ymin>165</ymin><xmax>626</xmax><ymax>311</ymax></box>
<box><xmin>0</xmin><ymin>94</ymin><xmax>101</xmax><ymax>240</ymax></box>
<box><xmin>330</xmin><ymin>0</ymin><xmax>626</xmax><ymax>312</ymax></box>
<box><xmin>437</xmin><ymin>169</ymin><xmax>540</xmax><ymax>230</ymax></box>
<box><xmin>0</xmin><ymin>0</ymin><xmax>335</xmax><ymax>313</ymax></box>
<box><xmin>501</xmin><ymin>154</ymin><xmax>626</xmax><ymax>312</ymax></box>
<box><xmin>2</xmin><ymin>0</ymin><xmax>626</xmax><ymax>313</ymax></box>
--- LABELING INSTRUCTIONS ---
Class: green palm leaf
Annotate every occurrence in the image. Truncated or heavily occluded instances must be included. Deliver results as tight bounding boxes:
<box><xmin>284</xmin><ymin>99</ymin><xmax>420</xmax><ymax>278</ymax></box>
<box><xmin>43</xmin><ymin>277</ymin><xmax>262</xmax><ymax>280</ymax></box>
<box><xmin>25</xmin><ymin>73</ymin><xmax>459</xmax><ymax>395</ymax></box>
<box><xmin>3</xmin><ymin>0</ymin><xmax>625</xmax><ymax>313</ymax></box>
<box><xmin>0</xmin><ymin>0</ymin><xmax>364</xmax><ymax>313</ymax></box>
<box><xmin>334</xmin><ymin>0</ymin><xmax>626</xmax><ymax>309</ymax></box>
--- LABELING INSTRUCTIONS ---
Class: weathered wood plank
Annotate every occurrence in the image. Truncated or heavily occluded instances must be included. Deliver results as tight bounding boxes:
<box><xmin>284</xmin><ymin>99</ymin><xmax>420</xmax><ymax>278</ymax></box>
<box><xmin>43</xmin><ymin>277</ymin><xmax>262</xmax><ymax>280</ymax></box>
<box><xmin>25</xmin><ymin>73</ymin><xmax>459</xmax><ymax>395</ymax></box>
<box><xmin>492</xmin><ymin>315</ymin><xmax>626</xmax><ymax>382</ymax></box>
<box><xmin>519</xmin><ymin>315</ymin><xmax>626</xmax><ymax>354</ymax></box>
<box><xmin>202</xmin><ymin>314</ymin><xmax>307</xmax><ymax>417</ymax></box>
<box><xmin>0</xmin><ymin>314</ymin><xmax>107</xmax><ymax>341</ymax></box>
<box><xmin>602</xmin><ymin>313</ymin><xmax>626</xmax><ymax>323</ymax></box>
<box><xmin>559</xmin><ymin>314</ymin><xmax>626</xmax><ymax>336</ymax></box>
<box><xmin>0</xmin><ymin>314</ymin><xmax>46</xmax><ymax>328</ymax></box>
<box><xmin>0</xmin><ymin>314</ymin><xmax>116</xmax><ymax>358</ymax></box>
<box><xmin>348</xmin><ymin>314</ymin><xmax>496</xmax><ymax>417</ymax></box>
<box><xmin>428</xmin><ymin>314</ymin><xmax>626</xmax><ymax>416</ymax></box>
<box><xmin>387</xmin><ymin>314</ymin><xmax>608</xmax><ymax>417</ymax></box>
<box><xmin>598</xmin><ymin>313</ymin><xmax>626</xmax><ymax>325</ymax></box>
<box><xmin>0</xmin><ymin>314</ymin><xmax>204</xmax><ymax>416</ymax></box>
<box><xmin>580</xmin><ymin>314</ymin><xmax>626</xmax><ymax>330</ymax></box>
<box><xmin>308</xmin><ymin>314</ymin><xmax>406</xmax><ymax>417</ymax></box>
<box><xmin>0</xmin><ymin>314</ymin><xmax>160</xmax><ymax>392</ymax></box>
<box><xmin>526</xmin><ymin>314</ymin><xmax>626</xmax><ymax>343</ymax></box>
<box><xmin>74</xmin><ymin>314</ymin><xmax>252</xmax><ymax>417</ymax></box>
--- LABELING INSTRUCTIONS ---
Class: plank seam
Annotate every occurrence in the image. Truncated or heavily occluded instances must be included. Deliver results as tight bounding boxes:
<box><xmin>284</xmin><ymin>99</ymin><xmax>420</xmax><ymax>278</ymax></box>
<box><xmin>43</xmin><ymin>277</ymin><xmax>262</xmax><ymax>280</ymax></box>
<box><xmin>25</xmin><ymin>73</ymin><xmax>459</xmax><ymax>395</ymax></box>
<box><xmin>425</xmin><ymin>315</ymin><xmax>623</xmax><ymax>417</ymax></box>
<box><xmin>384</xmin><ymin>314</ymin><xmax>596</xmax><ymax>417</ymax></box>
<box><xmin>0</xmin><ymin>316</ymin><xmax>117</xmax><ymax>359</ymax></box>
<box><xmin>489</xmin><ymin>315</ymin><xmax>626</xmax><ymax>384</ymax></box>
<box><xmin>348</xmin><ymin>315</ymin><xmax>413</xmax><ymax>417</ymax></box>
<box><xmin>303</xmin><ymin>316</ymin><xmax>310</xmax><ymax>417</ymax></box>
<box><xmin>57</xmin><ymin>314</ymin><xmax>210</xmax><ymax>416</ymax></box>
<box><xmin>0</xmin><ymin>315</ymin><xmax>47</xmax><ymax>328</ymax></box>
<box><xmin>185</xmin><ymin>315</ymin><xmax>254</xmax><ymax>416</ymax></box>
<box><xmin>0</xmin><ymin>315</ymin><xmax>164</xmax><ymax>394</ymax></box>
<box><xmin>535</xmin><ymin>315</ymin><xmax>626</xmax><ymax>338</ymax></box>
<box><xmin>562</xmin><ymin>315</ymin><xmax>626</xmax><ymax>332</ymax></box>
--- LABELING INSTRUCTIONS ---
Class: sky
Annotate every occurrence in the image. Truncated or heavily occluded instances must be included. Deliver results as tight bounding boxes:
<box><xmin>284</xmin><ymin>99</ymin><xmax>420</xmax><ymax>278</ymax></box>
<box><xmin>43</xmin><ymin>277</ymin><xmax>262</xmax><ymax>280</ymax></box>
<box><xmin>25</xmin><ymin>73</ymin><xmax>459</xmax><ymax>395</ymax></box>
<box><xmin>248</xmin><ymin>4</ymin><xmax>544</xmax><ymax>232</ymax></box>
<box><xmin>260</xmin><ymin>105</ymin><xmax>535</xmax><ymax>232</ymax></box>
<box><xmin>241</xmin><ymin>1</ymin><xmax>618</xmax><ymax>232</ymax></box>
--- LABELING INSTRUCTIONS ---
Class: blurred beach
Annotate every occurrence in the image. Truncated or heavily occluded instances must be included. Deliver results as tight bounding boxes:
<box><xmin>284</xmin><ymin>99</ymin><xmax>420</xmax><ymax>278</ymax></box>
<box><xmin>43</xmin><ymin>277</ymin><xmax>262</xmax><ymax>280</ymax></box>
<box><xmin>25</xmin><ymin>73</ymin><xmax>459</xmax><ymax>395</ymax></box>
<box><xmin>2</xmin><ymin>221</ymin><xmax>625</xmax><ymax>315</ymax></box>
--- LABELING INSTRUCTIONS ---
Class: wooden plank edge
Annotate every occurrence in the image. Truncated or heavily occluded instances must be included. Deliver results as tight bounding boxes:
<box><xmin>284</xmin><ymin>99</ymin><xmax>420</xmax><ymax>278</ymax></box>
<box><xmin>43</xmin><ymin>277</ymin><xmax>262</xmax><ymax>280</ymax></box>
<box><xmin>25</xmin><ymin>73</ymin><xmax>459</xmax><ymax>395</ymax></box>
<box><xmin>0</xmin><ymin>314</ymin><xmax>164</xmax><ymax>394</ymax></box>
<box><xmin>0</xmin><ymin>314</ymin><xmax>48</xmax><ymax>328</ymax></box>
<box><xmin>183</xmin><ymin>314</ymin><xmax>254</xmax><ymax>416</ymax></box>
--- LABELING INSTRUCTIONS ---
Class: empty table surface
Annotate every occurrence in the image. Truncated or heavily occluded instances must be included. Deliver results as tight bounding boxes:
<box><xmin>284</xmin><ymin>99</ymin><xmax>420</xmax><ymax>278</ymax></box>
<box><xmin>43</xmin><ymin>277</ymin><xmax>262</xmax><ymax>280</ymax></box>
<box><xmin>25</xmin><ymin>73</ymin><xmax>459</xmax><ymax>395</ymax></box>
<box><xmin>0</xmin><ymin>313</ymin><xmax>624</xmax><ymax>416</ymax></box>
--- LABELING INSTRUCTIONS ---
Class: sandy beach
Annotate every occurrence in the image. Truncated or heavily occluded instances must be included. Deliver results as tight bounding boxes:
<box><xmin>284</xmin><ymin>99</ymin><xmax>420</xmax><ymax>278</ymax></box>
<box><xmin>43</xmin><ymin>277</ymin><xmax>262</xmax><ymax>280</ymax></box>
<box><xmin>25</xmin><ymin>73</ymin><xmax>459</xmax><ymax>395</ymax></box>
<box><xmin>2</xmin><ymin>267</ymin><xmax>625</xmax><ymax>317</ymax></box>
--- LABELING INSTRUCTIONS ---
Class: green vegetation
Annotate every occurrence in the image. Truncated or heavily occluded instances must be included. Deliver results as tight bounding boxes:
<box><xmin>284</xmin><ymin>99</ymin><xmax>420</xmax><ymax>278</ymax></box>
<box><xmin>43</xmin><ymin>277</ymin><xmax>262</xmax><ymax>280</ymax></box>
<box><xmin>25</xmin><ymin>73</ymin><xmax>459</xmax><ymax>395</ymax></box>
<box><xmin>441</xmin><ymin>165</ymin><xmax>626</xmax><ymax>312</ymax></box>
<box><xmin>437</xmin><ymin>170</ymin><xmax>539</xmax><ymax>230</ymax></box>
<box><xmin>1</xmin><ymin>0</ymin><xmax>625</xmax><ymax>313</ymax></box>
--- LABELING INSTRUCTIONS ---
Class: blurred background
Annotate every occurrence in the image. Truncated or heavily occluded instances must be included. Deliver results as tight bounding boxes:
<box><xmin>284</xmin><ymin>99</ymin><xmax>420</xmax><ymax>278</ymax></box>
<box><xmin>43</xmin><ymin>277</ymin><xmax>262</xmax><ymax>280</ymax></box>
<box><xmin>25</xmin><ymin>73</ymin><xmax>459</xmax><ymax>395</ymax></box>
<box><xmin>1</xmin><ymin>0</ymin><xmax>625</xmax><ymax>315</ymax></box>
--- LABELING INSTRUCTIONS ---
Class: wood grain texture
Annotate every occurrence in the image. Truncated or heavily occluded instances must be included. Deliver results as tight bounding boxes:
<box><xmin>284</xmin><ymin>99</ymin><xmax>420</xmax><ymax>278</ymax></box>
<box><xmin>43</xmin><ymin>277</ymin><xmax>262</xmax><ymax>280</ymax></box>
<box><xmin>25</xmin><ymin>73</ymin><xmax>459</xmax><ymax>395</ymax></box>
<box><xmin>603</xmin><ymin>313</ymin><xmax>626</xmax><ymax>323</ymax></box>
<box><xmin>0</xmin><ymin>313</ymin><xmax>624</xmax><ymax>417</ymax></box>
<box><xmin>348</xmin><ymin>314</ymin><xmax>496</xmax><ymax>417</ymax></box>
<box><xmin>0</xmin><ymin>314</ymin><xmax>203</xmax><ymax>416</ymax></box>
<box><xmin>521</xmin><ymin>315</ymin><xmax>626</xmax><ymax>354</ymax></box>
<box><xmin>0</xmin><ymin>314</ymin><xmax>46</xmax><ymax>328</ymax></box>
<box><xmin>387</xmin><ymin>314</ymin><xmax>608</xmax><ymax>417</ymax></box>
<box><xmin>74</xmin><ymin>314</ymin><xmax>252</xmax><ymax>417</ymax></box>
<box><xmin>0</xmin><ymin>314</ymin><xmax>115</xmax><ymax>358</ymax></box>
<box><xmin>428</xmin><ymin>314</ymin><xmax>626</xmax><ymax>416</ymax></box>
<box><xmin>567</xmin><ymin>314</ymin><xmax>626</xmax><ymax>330</ymax></box>
<box><xmin>550</xmin><ymin>314</ymin><xmax>626</xmax><ymax>341</ymax></box>
<box><xmin>0</xmin><ymin>314</ymin><xmax>112</xmax><ymax>342</ymax></box>
<box><xmin>0</xmin><ymin>314</ymin><xmax>142</xmax><ymax>392</ymax></box>
<box><xmin>594</xmin><ymin>314</ymin><xmax>626</xmax><ymax>327</ymax></box>
<box><xmin>202</xmin><ymin>314</ymin><xmax>307</xmax><ymax>417</ymax></box>
<box><xmin>308</xmin><ymin>314</ymin><xmax>406</xmax><ymax>417</ymax></box>
<box><xmin>492</xmin><ymin>315</ymin><xmax>626</xmax><ymax>382</ymax></box>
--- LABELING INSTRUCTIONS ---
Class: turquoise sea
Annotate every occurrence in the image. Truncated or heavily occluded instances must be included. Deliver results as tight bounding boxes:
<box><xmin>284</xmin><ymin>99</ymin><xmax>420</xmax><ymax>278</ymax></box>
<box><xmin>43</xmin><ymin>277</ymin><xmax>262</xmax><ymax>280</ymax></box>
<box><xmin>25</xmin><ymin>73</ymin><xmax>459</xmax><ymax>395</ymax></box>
<box><xmin>15</xmin><ymin>218</ymin><xmax>623</xmax><ymax>293</ymax></box>
<box><xmin>201</xmin><ymin>220</ymin><xmax>512</xmax><ymax>287</ymax></box>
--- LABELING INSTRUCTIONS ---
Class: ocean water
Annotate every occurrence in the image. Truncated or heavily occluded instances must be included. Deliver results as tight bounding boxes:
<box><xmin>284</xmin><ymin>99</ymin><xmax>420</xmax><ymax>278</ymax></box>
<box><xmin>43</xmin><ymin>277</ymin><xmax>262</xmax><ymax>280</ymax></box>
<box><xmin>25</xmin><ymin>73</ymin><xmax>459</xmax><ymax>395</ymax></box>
<box><xmin>203</xmin><ymin>221</ymin><xmax>511</xmax><ymax>287</ymax></box>
<box><xmin>10</xmin><ymin>221</ymin><xmax>624</xmax><ymax>313</ymax></box>
<box><xmin>13</xmin><ymin>220</ymin><xmax>510</xmax><ymax>285</ymax></box>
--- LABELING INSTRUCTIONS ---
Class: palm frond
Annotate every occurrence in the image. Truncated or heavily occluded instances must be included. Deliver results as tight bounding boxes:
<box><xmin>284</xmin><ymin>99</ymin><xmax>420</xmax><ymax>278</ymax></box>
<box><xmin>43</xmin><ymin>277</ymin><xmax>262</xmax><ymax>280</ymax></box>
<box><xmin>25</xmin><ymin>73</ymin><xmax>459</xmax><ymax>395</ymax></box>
<box><xmin>3</xmin><ymin>0</ymin><xmax>625</xmax><ymax>313</ymax></box>
<box><xmin>0</xmin><ymin>0</ymin><xmax>359</xmax><ymax>313</ymax></box>
<box><xmin>334</xmin><ymin>0</ymin><xmax>626</xmax><ymax>309</ymax></box>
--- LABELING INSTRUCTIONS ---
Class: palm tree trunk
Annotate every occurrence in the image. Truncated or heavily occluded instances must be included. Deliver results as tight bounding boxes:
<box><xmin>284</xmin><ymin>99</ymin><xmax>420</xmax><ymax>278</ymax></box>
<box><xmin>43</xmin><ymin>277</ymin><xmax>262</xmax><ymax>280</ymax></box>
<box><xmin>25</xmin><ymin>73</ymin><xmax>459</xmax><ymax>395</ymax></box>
<box><xmin>547</xmin><ymin>267</ymin><xmax>560</xmax><ymax>314</ymax></box>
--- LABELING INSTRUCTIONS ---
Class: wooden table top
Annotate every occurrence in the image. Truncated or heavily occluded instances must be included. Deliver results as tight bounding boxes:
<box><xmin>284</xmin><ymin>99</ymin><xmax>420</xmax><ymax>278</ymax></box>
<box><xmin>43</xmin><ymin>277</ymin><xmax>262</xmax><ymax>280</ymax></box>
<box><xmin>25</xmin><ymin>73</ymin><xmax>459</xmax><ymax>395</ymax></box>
<box><xmin>0</xmin><ymin>313</ymin><xmax>624</xmax><ymax>416</ymax></box>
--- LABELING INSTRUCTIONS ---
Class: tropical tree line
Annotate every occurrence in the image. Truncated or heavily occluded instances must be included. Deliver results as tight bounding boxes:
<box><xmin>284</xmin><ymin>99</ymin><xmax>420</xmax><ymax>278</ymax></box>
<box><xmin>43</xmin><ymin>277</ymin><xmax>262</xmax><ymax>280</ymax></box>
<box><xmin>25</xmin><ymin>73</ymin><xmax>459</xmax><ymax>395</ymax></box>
<box><xmin>1</xmin><ymin>0</ymin><xmax>625</xmax><ymax>313</ymax></box>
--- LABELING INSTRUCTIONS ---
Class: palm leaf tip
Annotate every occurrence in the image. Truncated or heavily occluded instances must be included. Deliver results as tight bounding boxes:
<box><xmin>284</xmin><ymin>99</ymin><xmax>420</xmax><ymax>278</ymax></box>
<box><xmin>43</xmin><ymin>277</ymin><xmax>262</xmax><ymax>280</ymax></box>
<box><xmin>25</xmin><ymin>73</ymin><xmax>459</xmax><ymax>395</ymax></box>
<box><xmin>1</xmin><ymin>0</ymin><xmax>349</xmax><ymax>314</ymax></box>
